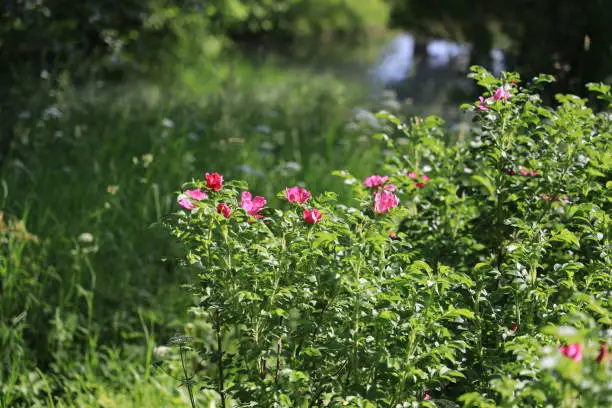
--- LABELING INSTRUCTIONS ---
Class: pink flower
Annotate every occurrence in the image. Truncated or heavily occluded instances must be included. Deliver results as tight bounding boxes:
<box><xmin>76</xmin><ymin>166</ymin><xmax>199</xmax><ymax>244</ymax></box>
<box><xmin>374</xmin><ymin>191</ymin><xmax>399</xmax><ymax>214</ymax></box>
<box><xmin>205</xmin><ymin>172</ymin><xmax>223</xmax><ymax>191</ymax></box>
<box><xmin>186</xmin><ymin>189</ymin><xmax>208</xmax><ymax>201</ymax></box>
<box><xmin>477</xmin><ymin>96</ymin><xmax>490</xmax><ymax>111</ymax></box>
<box><xmin>217</xmin><ymin>202</ymin><xmax>231</xmax><ymax>218</ymax></box>
<box><xmin>241</xmin><ymin>191</ymin><xmax>266</xmax><ymax>218</ymax></box>
<box><xmin>409</xmin><ymin>172</ymin><xmax>429</xmax><ymax>186</ymax></box>
<box><xmin>560</xmin><ymin>343</ymin><xmax>583</xmax><ymax>362</ymax></box>
<box><xmin>178</xmin><ymin>197</ymin><xmax>196</xmax><ymax>211</ymax></box>
<box><xmin>383</xmin><ymin>184</ymin><xmax>397</xmax><ymax>192</ymax></box>
<box><xmin>363</xmin><ymin>174</ymin><xmax>389</xmax><ymax>188</ymax></box>
<box><xmin>519</xmin><ymin>168</ymin><xmax>539</xmax><ymax>177</ymax></box>
<box><xmin>424</xmin><ymin>394</ymin><xmax>432</xmax><ymax>401</ymax></box>
<box><xmin>493</xmin><ymin>86</ymin><xmax>511</xmax><ymax>101</ymax></box>
<box><xmin>389</xmin><ymin>232</ymin><xmax>399</xmax><ymax>240</ymax></box>
<box><xmin>286</xmin><ymin>186</ymin><xmax>311</xmax><ymax>204</ymax></box>
<box><xmin>303</xmin><ymin>208</ymin><xmax>322</xmax><ymax>224</ymax></box>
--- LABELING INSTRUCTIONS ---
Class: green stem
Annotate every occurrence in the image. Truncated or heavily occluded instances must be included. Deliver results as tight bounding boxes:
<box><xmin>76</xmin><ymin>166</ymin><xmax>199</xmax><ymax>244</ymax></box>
<box><xmin>391</xmin><ymin>329</ymin><xmax>417</xmax><ymax>406</ymax></box>
<box><xmin>215</xmin><ymin>310</ymin><xmax>226</xmax><ymax>407</ymax></box>
<box><xmin>351</xmin><ymin>231</ymin><xmax>365</xmax><ymax>386</ymax></box>
<box><xmin>495</xmin><ymin>106</ymin><xmax>510</xmax><ymax>271</ymax></box>
<box><xmin>275</xmin><ymin>335</ymin><xmax>282</xmax><ymax>385</ymax></box>
<box><xmin>223</xmin><ymin>225</ymin><xmax>232</xmax><ymax>271</ymax></box>
<box><xmin>207</xmin><ymin>221</ymin><xmax>213</xmax><ymax>262</ymax></box>
<box><xmin>180</xmin><ymin>346</ymin><xmax>197</xmax><ymax>408</ymax></box>
<box><xmin>474</xmin><ymin>285</ymin><xmax>484</xmax><ymax>390</ymax></box>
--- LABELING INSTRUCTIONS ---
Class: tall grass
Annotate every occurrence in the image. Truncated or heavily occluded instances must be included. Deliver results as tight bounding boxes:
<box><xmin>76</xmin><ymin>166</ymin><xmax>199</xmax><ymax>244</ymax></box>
<box><xmin>0</xmin><ymin>55</ymin><xmax>387</xmax><ymax>406</ymax></box>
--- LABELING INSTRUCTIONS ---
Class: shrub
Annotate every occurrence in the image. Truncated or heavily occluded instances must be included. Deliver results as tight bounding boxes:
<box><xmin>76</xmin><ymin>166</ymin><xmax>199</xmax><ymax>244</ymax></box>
<box><xmin>165</xmin><ymin>68</ymin><xmax>611</xmax><ymax>407</ymax></box>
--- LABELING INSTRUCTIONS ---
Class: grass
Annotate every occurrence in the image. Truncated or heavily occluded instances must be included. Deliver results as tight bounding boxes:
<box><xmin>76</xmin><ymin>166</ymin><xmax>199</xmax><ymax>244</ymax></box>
<box><xmin>0</xmin><ymin>53</ymin><xmax>390</xmax><ymax>407</ymax></box>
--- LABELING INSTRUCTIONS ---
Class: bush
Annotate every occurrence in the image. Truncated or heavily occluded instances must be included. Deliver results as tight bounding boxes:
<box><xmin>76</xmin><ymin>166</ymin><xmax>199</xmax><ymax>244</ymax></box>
<box><xmin>165</xmin><ymin>68</ymin><xmax>611</xmax><ymax>407</ymax></box>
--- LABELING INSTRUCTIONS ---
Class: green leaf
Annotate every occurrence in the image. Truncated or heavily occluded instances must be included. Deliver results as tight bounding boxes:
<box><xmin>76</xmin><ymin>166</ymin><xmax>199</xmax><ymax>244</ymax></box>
<box><xmin>377</xmin><ymin>310</ymin><xmax>399</xmax><ymax>322</ymax></box>
<box><xmin>550</xmin><ymin>228</ymin><xmax>580</xmax><ymax>248</ymax></box>
<box><xmin>471</xmin><ymin>175</ymin><xmax>495</xmax><ymax>198</ymax></box>
<box><xmin>411</xmin><ymin>260</ymin><xmax>433</xmax><ymax>273</ymax></box>
<box><xmin>301</xmin><ymin>347</ymin><xmax>322</xmax><ymax>357</ymax></box>
<box><xmin>375</xmin><ymin>111</ymin><xmax>402</xmax><ymax>126</ymax></box>
<box><xmin>237</xmin><ymin>291</ymin><xmax>263</xmax><ymax>302</ymax></box>
<box><xmin>444</xmin><ymin>307</ymin><xmax>475</xmax><ymax>320</ymax></box>
<box><xmin>312</xmin><ymin>232</ymin><xmax>338</xmax><ymax>249</ymax></box>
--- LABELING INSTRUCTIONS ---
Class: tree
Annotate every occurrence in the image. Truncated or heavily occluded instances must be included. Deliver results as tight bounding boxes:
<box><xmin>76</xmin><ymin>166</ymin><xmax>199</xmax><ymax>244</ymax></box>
<box><xmin>387</xmin><ymin>0</ymin><xmax>612</xmax><ymax>95</ymax></box>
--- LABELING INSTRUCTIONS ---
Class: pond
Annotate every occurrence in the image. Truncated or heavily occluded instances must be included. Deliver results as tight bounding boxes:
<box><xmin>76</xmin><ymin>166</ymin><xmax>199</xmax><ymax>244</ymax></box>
<box><xmin>371</xmin><ymin>32</ymin><xmax>505</xmax><ymax>87</ymax></box>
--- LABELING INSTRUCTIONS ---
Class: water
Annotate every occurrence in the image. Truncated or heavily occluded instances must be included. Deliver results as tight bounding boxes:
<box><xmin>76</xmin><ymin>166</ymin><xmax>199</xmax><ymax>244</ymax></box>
<box><xmin>426</xmin><ymin>39</ymin><xmax>470</xmax><ymax>69</ymax></box>
<box><xmin>371</xmin><ymin>32</ymin><xmax>506</xmax><ymax>87</ymax></box>
<box><xmin>370</xmin><ymin>33</ymin><xmax>415</xmax><ymax>85</ymax></box>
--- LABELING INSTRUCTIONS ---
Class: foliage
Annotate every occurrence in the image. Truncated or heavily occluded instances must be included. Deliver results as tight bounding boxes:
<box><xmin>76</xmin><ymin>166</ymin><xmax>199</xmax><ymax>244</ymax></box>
<box><xmin>166</xmin><ymin>68</ymin><xmax>611</xmax><ymax>406</ymax></box>
<box><xmin>0</xmin><ymin>0</ymin><xmax>387</xmax><ymax>162</ymax></box>
<box><xmin>0</xmin><ymin>58</ymin><xmax>385</xmax><ymax>407</ymax></box>
<box><xmin>210</xmin><ymin>0</ymin><xmax>389</xmax><ymax>42</ymax></box>
<box><xmin>0</xmin><ymin>0</ymin><xmax>387</xmax><ymax>76</ymax></box>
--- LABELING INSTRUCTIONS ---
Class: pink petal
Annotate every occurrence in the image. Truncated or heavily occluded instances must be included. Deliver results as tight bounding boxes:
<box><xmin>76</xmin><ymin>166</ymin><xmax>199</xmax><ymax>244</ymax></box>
<box><xmin>178</xmin><ymin>197</ymin><xmax>196</xmax><ymax>211</ymax></box>
<box><xmin>186</xmin><ymin>189</ymin><xmax>208</xmax><ymax>201</ymax></box>
<box><xmin>374</xmin><ymin>191</ymin><xmax>399</xmax><ymax>214</ymax></box>
<box><xmin>560</xmin><ymin>343</ymin><xmax>583</xmax><ymax>362</ymax></box>
<box><xmin>286</xmin><ymin>186</ymin><xmax>311</xmax><ymax>204</ymax></box>
<box><xmin>241</xmin><ymin>191</ymin><xmax>253</xmax><ymax>203</ymax></box>
<box><xmin>493</xmin><ymin>86</ymin><xmax>511</xmax><ymax>101</ymax></box>
<box><xmin>363</xmin><ymin>175</ymin><xmax>389</xmax><ymax>188</ymax></box>
<box><xmin>252</xmin><ymin>196</ymin><xmax>266</xmax><ymax>209</ymax></box>
<box><xmin>477</xmin><ymin>96</ymin><xmax>491</xmax><ymax>111</ymax></box>
<box><xmin>303</xmin><ymin>208</ymin><xmax>322</xmax><ymax>224</ymax></box>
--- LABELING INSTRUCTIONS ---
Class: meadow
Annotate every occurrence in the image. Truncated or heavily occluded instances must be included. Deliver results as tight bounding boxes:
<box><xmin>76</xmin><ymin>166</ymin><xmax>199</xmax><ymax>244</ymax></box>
<box><xmin>1</xmin><ymin>33</ymin><xmax>611</xmax><ymax>408</ymax></box>
<box><xmin>1</xmin><ymin>50</ymin><xmax>394</xmax><ymax>407</ymax></box>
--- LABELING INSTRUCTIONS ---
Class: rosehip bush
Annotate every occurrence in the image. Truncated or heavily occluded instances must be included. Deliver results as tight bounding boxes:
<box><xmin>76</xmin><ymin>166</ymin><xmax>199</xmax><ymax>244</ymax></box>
<box><xmin>164</xmin><ymin>68</ymin><xmax>610</xmax><ymax>407</ymax></box>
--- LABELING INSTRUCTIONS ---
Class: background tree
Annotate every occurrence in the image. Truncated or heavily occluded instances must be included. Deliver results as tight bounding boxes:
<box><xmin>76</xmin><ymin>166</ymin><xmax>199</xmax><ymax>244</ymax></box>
<box><xmin>0</xmin><ymin>0</ymin><xmax>386</xmax><ymax>162</ymax></box>
<box><xmin>387</xmin><ymin>0</ymin><xmax>612</xmax><ymax>96</ymax></box>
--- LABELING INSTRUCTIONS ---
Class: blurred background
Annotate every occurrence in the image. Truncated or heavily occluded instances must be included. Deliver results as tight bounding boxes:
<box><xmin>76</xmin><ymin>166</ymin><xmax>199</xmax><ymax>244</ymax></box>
<box><xmin>1</xmin><ymin>1</ymin><xmax>611</xmax><ymax>406</ymax></box>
